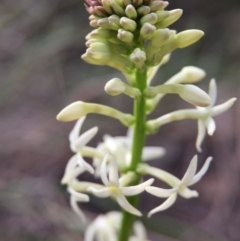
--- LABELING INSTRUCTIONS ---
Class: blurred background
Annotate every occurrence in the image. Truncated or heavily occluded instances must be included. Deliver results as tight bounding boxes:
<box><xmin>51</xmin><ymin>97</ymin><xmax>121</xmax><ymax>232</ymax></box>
<box><xmin>0</xmin><ymin>0</ymin><xmax>240</xmax><ymax>240</ymax></box>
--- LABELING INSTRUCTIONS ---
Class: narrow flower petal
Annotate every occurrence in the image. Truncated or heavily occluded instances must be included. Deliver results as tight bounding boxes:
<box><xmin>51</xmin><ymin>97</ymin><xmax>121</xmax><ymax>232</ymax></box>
<box><xmin>145</xmin><ymin>186</ymin><xmax>178</xmax><ymax>198</ymax></box>
<box><xmin>116</xmin><ymin>194</ymin><xmax>142</xmax><ymax>216</ymax></box>
<box><xmin>121</xmin><ymin>178</ymin><xmax>154</xmax><ymax>196</ymax></box>
<box><xmin>196</xmin><ymin>120</ymin><xmax>206</xmax><ymax>152</ymax></box>
<box><xmin>69</xmin><ymin>117</ymin><xmax>86</xmax><ymax>144</ymax></box>
<box><xmin>142</xmin><ymin>147</ymin><xmax>166</xmax><ymax>161</ymax></box>
<box><xmin>77</xmin><ymin>153</ymin><xmax>94</xmax><ymax>174</ymax></box>
<box><xmin>109</xmin><ymin>156</ymin><xmax>119</xmax><ymax>186</ymax></box>
<box><xmin>178</xmin><ymin>187</ymin><xmax>199</xmax><ymax>198</ymax></box>
<box><xmin>180</xmin><ymin>155</ymin><xmax>198</xmax><ymax>185</ymax></box>
<box><xmin>74</xmin><ymin>127</ymin><xmax>98</xmax><ymax>151</ymax></box>
<box><xmin>70</xmin><ymin>195</ymin><xmax>87</xmax><ymax>222</ymax></box>
<box><xmin>205</xmin><ymin>117</ymin><xmax>216</xmax><ymax>135</ymax></box>
<box><xmin>88</xmin><ymin>187</ymin><xmax>111</xmax><ymax>198</ymax></box>
<box><xmin>208</xmin><ymin>79</ymin><xmax>217</xmax><ymax>107</ymax></box>
<box><xmin>189</xmin><ymin>157</ymin><xmax>213</xmax><ymax>186</ymax></box>
<box><xmin>212</xmin><ymin>98</ymin><xmax>237</xmax><ymax>116</ymax></box>
<box><xmin>68</xmin><ymin>187</ymin><xmax>90</xmax><ymax>202</ymax></box>
<box><xmin>133</xmin><ymin>221</ymin><xmax>147</xmax><ymax>239</ymax></box>
<box><xmin>100</xmin><ymin>154</ymin><xmax>110</xmax><ymax>186</ymax></box>
<box><xmin>61</xmin><ymin>166</ymin><xmax>85</xmax><ymax>185</ymax></box>
<box><xmin>148</xmin><ymin>194</ymin><xmax>177</xmax><ymax>217</ymax></box>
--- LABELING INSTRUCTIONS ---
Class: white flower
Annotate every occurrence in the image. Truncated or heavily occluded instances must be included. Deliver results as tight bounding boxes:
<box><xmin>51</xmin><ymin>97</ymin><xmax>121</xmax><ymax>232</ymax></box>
<box><xmin>130</xmin><ymin>221</ymin><xmax>150</xmax><ymax>241</ymax></box>
<box><xmin>147</xmin><ymin>79</ymin><xmax>236</xmax><ymax>151</ymax></box>
<box><xmin>68</xmin><ymin>117</ymin><xmax>98</xmax><ymax>176</ymax></box>
<box><xmin>88</xmin><ymin>154</ymin><xmax>154</xmax><ymax>216</ymax></box>
<box><xmin>84</xmin><ymin>212</ymin><xmax>150</xmax><ymax>241</ymax></box>
<box><xmin>84</xmin><ymin>213</ymin><xmax>118</xmax><ymax>241</ymax></box>
<box><xmin>93</xmin><ymin>128</ymin><xmax>165</xmax><ymax>175</ymax></box>
<box><xmin>196</xmin><ymin>79</ymin><xmax>236</xmax><ymax>151</ymax></box>
<box><xmin>68</xmin><ymin>187</ymin><xmax>90</xmax><ymax>223</ymax></box>
<box><xmin>144</xmin><ymin>155</ymin><xmax>212</xmax><ymax>217</ymax></box>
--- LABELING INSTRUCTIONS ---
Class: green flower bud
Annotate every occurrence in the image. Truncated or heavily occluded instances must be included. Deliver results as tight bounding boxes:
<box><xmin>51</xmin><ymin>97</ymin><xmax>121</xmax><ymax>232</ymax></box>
<box><xmin>156</xmin><ymin>9</ymin><xmax>183</xmax><ymax>28</ymax></box>
<box><xmin>130</xmin><ymin>48</ymin><xmax>146</xmax><ymax>68</ymax></box>
<box><xmin>120</xmin><ymin>17</ymin><xmax>137</xmax><ymax>31</ymax></box>
<box><xmin>150</xmin><ymin>1</ymin><xmax>169</xmax><ymax>12</ymax></box>
<box><xmin>176</xmin><ymin>30</ymin><xmax>204</xmax><ymax>48</ymax></box>
<box><xmin>146</xmin><ymin>28</ymin><xmax>171</xmax><ymax>61</ymax></box>
<box><xmin>90</xmin><ymin>19</ymin><xmax>99</xmax><ymax>28</ymax></box>
<box><xmin>140</xmin><ymin>23</ymin><xmax>156</xmax><ymax>39</ymax></box>
<box><xmin>122</xmin><ymin>0</ymin><xmax>131</xmax><ymax>6</ymax></box>
<box><xmin>140</xmin><ymin>13</ymin><xmax>158</xmax><ymax>25</ymax></box>
<box><xmin>110</xmin><ymin>0</ymin><xmax>125</xmax><ymax>16</ymax></box>
<box><xmin>125</xmin><ymin>4</ymin><xmax>138</xmax><ymax>19</ymax></box>
<box><xmin>137</xmin><ymin>6</ymin><xmax>150</xmax><ymax>16</ymax></box>
<box><xmin>149</xmin><ymin>31</ymin><xmax>177</xmax><ymax>65</ymax></box>
<box><xmin>102</xmin><ymin>0</ymin><xmax>114</xmax><ymax>14</ymax></box>
<box><xmin>86</xmin><ymin>29</ymin><xmax>115</xmax><ymax>40</ymax></box>
<box><xmin>132</xmin><ymin>0</ymin><xmax>143</xmax><ymax>7</ymax></box>
<box><xmin>108</xmin><ymin>15</ymin><xmax>121</xmax><ymax>30</ymax></box>
<box><xmin>97</xmin><ymin>18</ymin><xmax>111</xmax><ymax>29</ymax></box>
<box><xmin>118</xmin><ymin>29</ymin><xmax>134</xmax><ymax>43</ymax></box>
<box><xmin>156</xmin><ymin>11</ymin><xmax>170</xmax><ymax>23</ymax></box>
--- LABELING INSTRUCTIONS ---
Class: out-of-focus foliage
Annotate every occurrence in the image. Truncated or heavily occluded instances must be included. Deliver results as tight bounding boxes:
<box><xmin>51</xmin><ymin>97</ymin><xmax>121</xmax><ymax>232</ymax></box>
<box><xmin>0</xmin><ymin>0</ymin><xmax>240</xmax><ymax>241</ymax></box>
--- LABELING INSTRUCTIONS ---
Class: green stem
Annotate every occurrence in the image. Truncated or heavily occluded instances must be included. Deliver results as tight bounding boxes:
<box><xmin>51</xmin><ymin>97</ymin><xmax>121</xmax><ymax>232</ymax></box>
<box><xmin>118</xmin><ymin>69</ymin><xmax>147</xmax><ymax>241</ymax></box>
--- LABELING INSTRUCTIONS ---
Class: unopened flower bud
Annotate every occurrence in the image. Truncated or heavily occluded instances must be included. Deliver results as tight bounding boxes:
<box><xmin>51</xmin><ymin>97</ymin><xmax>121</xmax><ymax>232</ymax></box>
<box><xmin>179</xmin><ymin>85</ymin><xmax>210</xmax><ymax>107</ymax></box>
<box><xmin>105</xmin><ymin>78</ymin><xmax>141</xmax><ymax>98</ymax></box>
<box><xmin>140</xmin><ymin>23</ymin><xmax>156</xmax><ymax>39</ymax></box>
<box><xmin>57</xmin><ymin>101</ymin><xmax>134</xmax><ymax>126</ymax></box>
<box><xmin>150</xmin><ymin>1</ymin><xmax>169</xmax><ymax>12</ymax></box>
<box><xmin>156</xmin><ymin>9</ymin><xmax>183</xmax><ymax>28</ymax></box>
<box><xmin>102</xmin><ymin>0</ymin><xmax>114</xmax><ymax>14</ymax></box>
<box><xmin>118</xmin><ymin>29</ymin><xmax>134</xmax><ymax>43</ymax></box>
<box><xmin>156</xmin><ymin>11</ymin><xmax>170</xmax><ymax>23</ymax></box>
<box><xmin>125</xmin><ymin>4</ymin><xmax>138</xmax><ymax>19</ymax></box>
<box><xmin>145</xmin><ymin>84</ymin><xmax>210</xmax><ymax>107</ymax></box>
<box><xmin>161</xmin><ymin>66</ymin><xmax>206</xmax><ymax>86</ymax></box>
<box><xmin>140</xmin><ymin>13</ymin><xmax>158</xmax><ymax>25</ymax></box>
<box><xmin>130</xmin><ymin>48</ymin><xmax>146</xmax><ymax>68</ymax></box>
<box><xmin>110</xmin><ymin>0</ymin><xmax>125</xmax><ymax>16</ymax></box>
<box><xmin>137</xmin><ymin>6</ymin><xmax>150</xmax><ymax>16</ymax></box>
<box><xmin>108</xmin><ymin>15</ymin><xmax>121</xmax><ymax>30</ymax></box>
<box><xmin>132</xmin><ymin>0</ymin><xmax>143</xmax><ymax>7</ymax></box>
<box><xmin>146</xmin><ymin>29</ymin><xmax>171</xmax><ymax>61</ymax></box>
<box><xmin>120</xmin><ymin>17</ymin><xmax>137</xmax><ymax>31</ymax></box>
<box><xmin>122</xmin><ymin>0</ymin><xmax>131</xmax><ymax>6</ymax></box>
<box><xmin>86</xmin><ymin>29</ymin><xmax>115</xmax><ymax>40</ymax></box>
<box><xmin>176</xmin><ymin>30</ymin><xmax>204</xmax><ymax>48</ymax></box>
<box><xmin>97</xmin><ymin>18</ymin><xmax>111</xmax><ymax>29</ymax></box>
<box><xmin>90</xmin><ymin>19</ymin><xmax>99</xmax><ymax>28</ymax></box>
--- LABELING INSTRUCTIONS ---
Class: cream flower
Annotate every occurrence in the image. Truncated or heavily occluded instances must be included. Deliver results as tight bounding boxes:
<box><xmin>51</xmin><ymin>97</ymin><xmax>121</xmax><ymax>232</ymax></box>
<box><xmin>69</xmin><ymin>117</ymin><xmax>98</xmax><ymax>174</ymax></box>
<box><xmin>143</xmin><ymin>155</ymin><xmax>212</xmax><ymax>217</ymax></box>
<box><xmin>88</xmin><ymin>154</ymin><xmax>154</xmax><ymax>216</ymax></box>
<box><xmin>68</xmin><ymin>187</ymin><xmax>90</xmax><ymax>223</ymax></box>
<box><xmin>93</xmin><ymin>128</ymin><xmax>165</xmax><ymax>174</ymax></box>
<box><xmin>147</xmin><ymin>79</ymin><xmax>236</xmax><ymax>151</ymax></box>
<box><xmin>84</xmin><ymin>212</ymin><xmax>150</xmax><ymax>241</ymax></box>
<box><xmin>195</xmin><ymin>79</ymin><xmax>236</xmax><ymax>151</ymax></box>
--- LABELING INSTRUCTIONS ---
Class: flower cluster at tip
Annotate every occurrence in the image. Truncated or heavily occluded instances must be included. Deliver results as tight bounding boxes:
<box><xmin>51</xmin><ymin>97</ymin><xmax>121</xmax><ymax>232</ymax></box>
<box><xmin>84</xmin><ymin>211</ymin><xmax>149</xmax><ymax>241</ymax></box>
<box><xmin>83</xmin><ymin>0</ymin><xmax>204</xmax><ymax>73</ymax></box>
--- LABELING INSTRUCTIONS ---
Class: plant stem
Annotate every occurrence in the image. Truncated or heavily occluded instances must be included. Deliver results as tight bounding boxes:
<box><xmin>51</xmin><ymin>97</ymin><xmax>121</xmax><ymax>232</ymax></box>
<box><xmin>118</xmin><ymin>68</ymin><xmax>147</xmax><ymax>241</ymax></box>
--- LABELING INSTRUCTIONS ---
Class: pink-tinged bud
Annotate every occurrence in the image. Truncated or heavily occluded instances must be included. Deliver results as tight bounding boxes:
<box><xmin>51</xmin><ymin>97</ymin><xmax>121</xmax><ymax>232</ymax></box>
<box><xmin>125</xmin><ymin>4</ymin><xmax>138</xmax><ymax>19</ymax></box>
